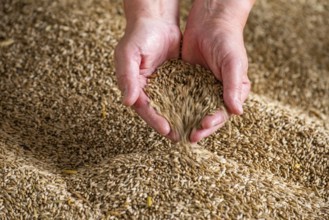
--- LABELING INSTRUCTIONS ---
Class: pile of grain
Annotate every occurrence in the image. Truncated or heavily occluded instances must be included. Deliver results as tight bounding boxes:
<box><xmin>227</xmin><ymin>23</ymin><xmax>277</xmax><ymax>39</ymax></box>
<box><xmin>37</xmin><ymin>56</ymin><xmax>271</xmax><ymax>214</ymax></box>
<box><xmin>0</xmin><ymin>0</ymin><xmax>328</xmax><ymax>219</ymax></box>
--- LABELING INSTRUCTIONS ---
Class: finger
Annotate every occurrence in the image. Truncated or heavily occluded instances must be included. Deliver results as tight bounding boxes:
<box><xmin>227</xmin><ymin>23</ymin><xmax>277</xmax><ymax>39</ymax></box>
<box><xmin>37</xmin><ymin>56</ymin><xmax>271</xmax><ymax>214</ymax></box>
<box><xmin>201</xmin><ymin>109</ymin><xmax>229</xmax><ymax>129</ymax></box>
<box><xmin>241</xmin><ymin>77</ymin><xmax>251</xmax><ymax>103</ymax></box>
<box><xmin>114</xmin><ymin>46</ymin><xmax>141</xmax><ymax>106</ymax></box>
<box><xmin>166</xmin><ymin>130</ymin><xmax>180</xmax><ymax>143</ymax></box>
<box><xmin>190</xmin><ymin>122</ymin><xmax>225</xmax><ymax>143</ymax></box>
<box><xmin>221</xmin><ymin>57</ymin><xmax>244</xmax><ymax>115</ymax></box>
<box><xmin>133</xmin><ymin>91</ymin><xmax>171</xmax><ymax>136</ymax></box>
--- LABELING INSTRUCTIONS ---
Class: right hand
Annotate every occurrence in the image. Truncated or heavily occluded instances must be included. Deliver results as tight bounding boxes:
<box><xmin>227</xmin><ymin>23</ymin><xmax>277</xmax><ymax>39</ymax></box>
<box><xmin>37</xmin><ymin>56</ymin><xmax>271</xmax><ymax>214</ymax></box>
<box><xmin>182</xmin><ymin>0</ymin><xmax>254</xmax><ymax>142</ymax></box>
<box><xmin>114</xmin><ymin>18</ymin><xmax>181</xmax><ymax>140</ymax></box>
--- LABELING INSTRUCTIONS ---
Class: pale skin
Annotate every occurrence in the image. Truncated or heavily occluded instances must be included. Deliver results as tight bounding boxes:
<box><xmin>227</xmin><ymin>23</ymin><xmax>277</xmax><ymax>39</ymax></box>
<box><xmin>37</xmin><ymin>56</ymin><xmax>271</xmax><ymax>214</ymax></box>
<box><xmin>115</xmin><ymin>0</ymin><xmax>255</xmax><ymax>142</ymax></box>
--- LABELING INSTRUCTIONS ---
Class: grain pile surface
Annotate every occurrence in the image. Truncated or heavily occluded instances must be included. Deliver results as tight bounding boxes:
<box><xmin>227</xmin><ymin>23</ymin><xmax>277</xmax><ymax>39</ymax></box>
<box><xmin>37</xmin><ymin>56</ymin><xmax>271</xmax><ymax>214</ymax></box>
<box><xmin>0</xmin><ymin>0</ymin><xmax>328</xmax><ymax>219</ymax></box>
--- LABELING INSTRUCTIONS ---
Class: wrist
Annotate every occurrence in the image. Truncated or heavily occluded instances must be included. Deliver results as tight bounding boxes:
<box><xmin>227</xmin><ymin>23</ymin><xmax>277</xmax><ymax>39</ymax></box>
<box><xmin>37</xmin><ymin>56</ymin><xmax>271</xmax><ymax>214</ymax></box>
<box><xmin>124</xmin><ymin>0</ymin><xmax>179</xmax><ymax>25</ymax></box>
<box><xmin>191</xmin><ymin>0</ymin><xmax>255</xmax><ymax>30</ymax></box>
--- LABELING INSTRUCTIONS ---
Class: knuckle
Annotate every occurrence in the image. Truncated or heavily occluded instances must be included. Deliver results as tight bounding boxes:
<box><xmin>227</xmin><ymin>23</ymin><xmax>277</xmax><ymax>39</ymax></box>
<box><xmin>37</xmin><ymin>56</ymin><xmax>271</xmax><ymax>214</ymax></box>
<box><xmin>222</xmin><ymin>56</ymin><xmax>240</xmax><ymax>69</ymax></box>
<box><xmin>227</xmin><ymin>84</ymin><xmax>242</xmax><ymax>93</ymax></box>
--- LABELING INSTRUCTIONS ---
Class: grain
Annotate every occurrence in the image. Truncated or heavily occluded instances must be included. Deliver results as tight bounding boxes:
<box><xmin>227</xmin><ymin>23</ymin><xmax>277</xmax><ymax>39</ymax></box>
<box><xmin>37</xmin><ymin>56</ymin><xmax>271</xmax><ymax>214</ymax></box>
<box><xmin>147</xmin><ymin>196</ymin><xmax>153</xmax><ymax>208</ymax></box>
<box><xmin>62</xmin><ymin>169</ymin><xmax>78</xmax><ymax>175</ymax></box>
<box><xmin>0</xmin><ymin>0</ymin><xmax>328</xmax><ymax>219</ymax></box>
<box><xmin>0</xmin><ymin>39</ymin><xmax>14</xmax><ymax>48</ymax></box>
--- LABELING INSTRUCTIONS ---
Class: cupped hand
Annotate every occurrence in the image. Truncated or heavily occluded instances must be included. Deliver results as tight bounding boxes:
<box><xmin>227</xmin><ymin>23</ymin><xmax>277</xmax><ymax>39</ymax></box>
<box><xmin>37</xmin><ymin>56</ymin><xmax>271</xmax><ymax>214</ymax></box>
<box><xmin>182</xmin><ymin>0</ymin><xmax>253</xmax><ymax>142</ymax></box>
<box><xmin>115</xmin><ymin>18</ymin><xmax>181</xmax><ymax>140</ymax></box>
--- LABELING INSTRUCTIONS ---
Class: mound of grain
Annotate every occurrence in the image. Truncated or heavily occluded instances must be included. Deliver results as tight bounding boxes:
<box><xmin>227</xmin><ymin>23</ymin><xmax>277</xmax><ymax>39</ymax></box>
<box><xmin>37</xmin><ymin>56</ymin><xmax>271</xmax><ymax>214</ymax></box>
<box><xmin>0</xmin><ymin>0</ymin><xmax>328</xmax><ymax>219</ymax></box>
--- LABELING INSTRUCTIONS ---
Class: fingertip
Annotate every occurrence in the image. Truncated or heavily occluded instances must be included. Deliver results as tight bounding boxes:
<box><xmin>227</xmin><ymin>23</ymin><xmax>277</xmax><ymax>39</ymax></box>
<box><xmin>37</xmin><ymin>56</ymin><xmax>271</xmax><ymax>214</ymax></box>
<box><xmin>221</xmin><ymin>56</ymin><xmax>246</xmax><ymax>115</ymax></box>
<box><xmin>224</xmin><ymin>95</ymin><xmax>243</xmax><ymax>115</ymax></box>
<box><xmin>190</xmin><ymin>121</ymin><xmax>226</xmax><ymax>143</ymax></box>
<box><xmin>122</xmin><ymin>85</ymin><xmax>140</xmax><ymax>107</ymax></box>
<box><xmin>122</xmin><ymin>93</ymin><xmax>137</xmax><ymax>107</ymax></box>
<box><xmin>201</xmin><ymin>119</ymin><xmax>212</xmax><ymax>130</ymax></box>
<box><xmin>158</xmin><ymin>121</ymin><xmax>171</xmax><ymax>136</ymax></box>
<box><xmin>201</xmin><ymin>116</ymin><xmax>220</xmax><ymax>129</ymax></box>
<box><xmin>133</xmin><ymin>91</ymin><xmax>172</xmax><ymax>137</ymax></box>
<box><xmin>201</xmin><ymin>110</ymin><xmax>227</xmax><ymax>129</ymax></box>
<box><xmin>166</xmin><ymin>130</ymin><xmax>180</xmax><ymax>142</ymax></box>
<box><xmin>233</xmin><ymin>98</ymin><xmax>243</xmax><ymax>115</ymax></box>
<box><xmin>190</xmin><ymin>129</ymin><xmax>202</xmax><ymax>143</ymax></box>
<box><xmin>122</xmin><ymin>95</ymin><xmax>132</xmax><ymax>106</ymax></box>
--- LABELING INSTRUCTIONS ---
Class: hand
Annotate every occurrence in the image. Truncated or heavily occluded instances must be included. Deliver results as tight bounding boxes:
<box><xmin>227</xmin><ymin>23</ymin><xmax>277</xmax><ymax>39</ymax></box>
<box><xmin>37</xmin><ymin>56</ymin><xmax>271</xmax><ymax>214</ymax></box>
<box><xmin>114</xmin><ymin>0</ymin><xmax>181</xmax><ymax>140</ymax></box>
<box><xmin>182</xmin><ymin>0</ymin><xmax>254</xmax><ymax>142</ymax></box>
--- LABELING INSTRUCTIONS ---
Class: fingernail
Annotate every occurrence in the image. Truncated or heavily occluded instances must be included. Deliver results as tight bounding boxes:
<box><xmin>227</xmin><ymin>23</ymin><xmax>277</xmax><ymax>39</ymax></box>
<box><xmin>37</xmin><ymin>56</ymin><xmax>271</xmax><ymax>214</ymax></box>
<box><xmin>211</xmin><ymin>118</ymin><xmax>221</xmax><ymax>127</ymax></box>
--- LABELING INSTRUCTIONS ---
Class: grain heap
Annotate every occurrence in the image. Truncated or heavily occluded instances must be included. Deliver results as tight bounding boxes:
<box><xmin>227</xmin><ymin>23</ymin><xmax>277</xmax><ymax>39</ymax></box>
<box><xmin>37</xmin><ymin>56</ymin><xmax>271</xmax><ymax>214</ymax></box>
<box><xmin>0</xmin><ymin>0</ymin><xmax>328</xmax><ymax>219</ymax></box>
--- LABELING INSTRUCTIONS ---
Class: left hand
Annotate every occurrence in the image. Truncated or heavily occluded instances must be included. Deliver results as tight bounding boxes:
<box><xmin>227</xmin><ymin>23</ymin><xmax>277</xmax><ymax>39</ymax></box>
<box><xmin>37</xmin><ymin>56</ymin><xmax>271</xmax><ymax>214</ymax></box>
<box><xmin>114</xmin><ymin>0</ymin><xmax>181</xmax><ymax>140</ymax></box>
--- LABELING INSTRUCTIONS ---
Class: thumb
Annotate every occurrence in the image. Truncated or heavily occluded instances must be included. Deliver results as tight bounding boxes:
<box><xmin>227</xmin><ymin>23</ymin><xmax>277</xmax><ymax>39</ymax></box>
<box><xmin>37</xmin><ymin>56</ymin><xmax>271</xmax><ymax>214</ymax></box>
<box><xmin>115</xmin><ymin>48</ymin><xmax>141</xmax><ymax>106</ymax></box>
<box><xmin>221</xmin><ymin>58</ymin><xmax>244</xmax><ymax>115</ymax></box>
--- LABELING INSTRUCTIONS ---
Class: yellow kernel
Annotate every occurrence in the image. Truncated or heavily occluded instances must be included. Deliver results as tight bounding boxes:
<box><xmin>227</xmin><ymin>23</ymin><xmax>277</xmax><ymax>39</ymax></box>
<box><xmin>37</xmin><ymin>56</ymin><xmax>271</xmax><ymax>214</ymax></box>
<box><xmin>147</xmin><ymin>196</ymin><xmax>153</xmax><ymax>207</ymax></box>
<box><xmin>62</xmin><ymin>169</ymin><xmax>78</xmax><ymax>174</ymax></box>
<box><xmin>294</xmin><ymin>164</ymin><xmax>301</xmax><ymax>169</ymax></box>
